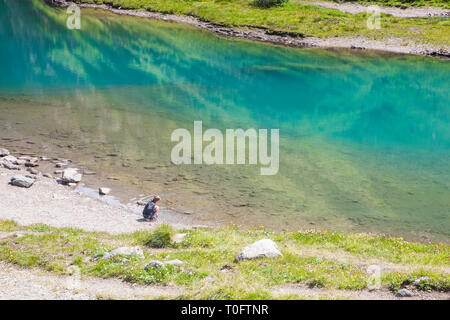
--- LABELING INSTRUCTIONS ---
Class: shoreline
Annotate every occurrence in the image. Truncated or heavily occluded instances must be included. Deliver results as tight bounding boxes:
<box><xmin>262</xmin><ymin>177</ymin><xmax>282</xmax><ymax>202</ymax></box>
<box><xmin>0</xmin><ymin>147</ymin><xmax>212</xmax><ymax>234</ymax></box>
<box><xmin>1</xmin><ymin>146</ymin><xmax>450</xmax><ymax>300</ymax></box>
<box><xmin>1</xmin><ymin>161</ymin><xmax>449</xmax><ymax>300</ymax></box>
<box><xmin>47</xmin><ymin>0</ymin><xmax>449</xmax><ymax>58</ymax></box>
<box><xmin>1</xmin><ymin>144</ymin><xmax>448</xmax><ymax>244</ymax></box>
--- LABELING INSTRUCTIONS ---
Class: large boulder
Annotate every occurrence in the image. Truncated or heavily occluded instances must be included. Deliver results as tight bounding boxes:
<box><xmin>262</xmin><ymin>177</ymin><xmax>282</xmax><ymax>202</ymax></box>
<box><xmin>236</xmin><ymin>239</ymin><xmax>282</xmax><ymax>261</ymax></box>
<box><xmin>0</xmin><ymin>148</ymin><xmax>10</xmax><ymax>157</ymax></box>
<box><xmin>102</xmin><ymin>246</ymin><xmax>144</xmax><ymax>260</ymax></box>
<box><xmin>10</xmin><ymin>175</ymin><xmax>35</xmax><ymax>188</ymax></box>
<box><xmin>62</xmin><ymin>168</ymin><xmax>82</xmax><ymax>184</ymax></box>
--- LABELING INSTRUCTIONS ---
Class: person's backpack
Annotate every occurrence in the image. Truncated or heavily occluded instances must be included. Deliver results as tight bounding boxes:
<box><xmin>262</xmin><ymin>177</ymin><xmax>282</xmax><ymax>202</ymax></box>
<box><xmin>142</xmin><ymin>201</ymin><xmax>155</xmax><ymax>219</ymax></box>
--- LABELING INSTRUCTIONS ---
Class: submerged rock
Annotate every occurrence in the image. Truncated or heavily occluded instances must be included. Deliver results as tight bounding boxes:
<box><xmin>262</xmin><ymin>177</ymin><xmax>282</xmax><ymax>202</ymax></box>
<box><xmin>10</xmin><ymin>175</ymin><xmax>35</xmax><ymax>188</ymax></box>
<box><xmin>99</xmin><ymin>187</ymin><xmax>111</xmax><ymax>195</ymax></box>
<box><xmin>102</xmin><ymin>246</ymin><xmax>144</xmax><ymax>260</ymax></box>
<box><xmin>62</xmin><ymin>168</ymin><xmax>82</xmax><ymax>184</ymax></box>
<box><xmin>235</xmin><ymin>239</ymin><xmax>282</xmax><ymax>261</ymax></box>
<box><xmin>26</xmin><ymin>168</ymin><xmax>39</xmax><ymax>175</ymax></box>
<box><xmin>55</xmin><ymin>162</ymin><xmax>68</xmax><ymax>168</ymax></box>
<box><xmin>24</xmin><ymin>157</ymin><xmax>39</xmax><ymax>167</ymax></box>
<box><xmin>0</xmin><ymin>148</ymin><xmax>10</xmax><ymax>157</ymax></box>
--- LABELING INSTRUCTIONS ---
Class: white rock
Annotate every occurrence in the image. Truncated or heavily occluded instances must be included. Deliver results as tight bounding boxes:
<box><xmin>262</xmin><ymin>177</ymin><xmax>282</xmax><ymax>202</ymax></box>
<box><xmin>10</xmin><ymin>175</ymin><xmax>35</xmax><ymax>188</ymax></box>
<box><xmin>99</xmin><ymin>187</ymin><xmax>111</xmax><ymax>195</ymax></box>
<box><xmin>0</xmin><ymin>148</ymin><xmax>10</xmax><ymax>157</ymax></box>
<box><xmin>55</xmin><ymin>162</ymin><xmax>68</xmax><ymax>168</ymax></box>
<box><xmin>62</xmin><ymin>168</ymin><xmax>82</xmax><ymax>184</ymax></box>
<box><xmin>103</xmin><ymin>246</ymin><xmax>144</xmax><ymax>260</ymax></box>
<box><xmin>3</xmin><ymin>155</ymin><xmax>18</xmax><ymax>164</ymax></box>
<box><xmin>165</xmin><ymin>259</ymin><xmax>184</xmax><ymax>265</ymax></box>
<box><xmin>413</xmin><ymin>276</ymin><xmax>430</xmax><ymax>285</ymax></box>
<box><xmin>172</xmin><ymin>233</ymin><xmax>187</xmax><ymax>243</ymax></box>
<box><xmin>237</xmin><ymin>239</ymin><xmax>282</xmax><ymax>261</ymax></box>
<box><xmin>2</xmin><ymin>162</ymin><xmax>19</xmax><ymax>170</ymax></box>
<box><xmin>395</xmin><ymin>288</ymin><xmax>414</xmax><ymax>297</ymax></box>
<box><xmin>137</xmin><ymin>200</ymin><xmax>147</xmax><ymax>206</ymax></box>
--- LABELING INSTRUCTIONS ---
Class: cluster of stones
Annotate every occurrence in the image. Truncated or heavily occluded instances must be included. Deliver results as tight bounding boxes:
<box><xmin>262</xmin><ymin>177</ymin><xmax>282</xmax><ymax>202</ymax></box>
<box><xmin>1</xmin><ymin>147</ymin><xmax>108</xmax><ymax>194</ymax></box>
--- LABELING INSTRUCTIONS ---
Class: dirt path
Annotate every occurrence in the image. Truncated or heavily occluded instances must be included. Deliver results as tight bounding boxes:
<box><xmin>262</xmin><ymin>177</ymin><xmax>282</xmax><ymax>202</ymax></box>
<box><xmin>271</xmin><ymin>284</ymin><xmax>450</xmax><ymax>300</ymax></box>
<box><xmin>300</xmin><ymin>1</ymin><xmax>449</xmax><ymax>18</ymax></box>
<box><xmin>0</xmin><ymin>262</ymin><xmax>182</xmax><ymax>300</ymax></box>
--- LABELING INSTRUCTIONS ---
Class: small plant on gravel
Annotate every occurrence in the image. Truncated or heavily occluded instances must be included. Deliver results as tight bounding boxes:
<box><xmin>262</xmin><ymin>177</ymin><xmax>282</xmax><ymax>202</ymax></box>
<box><xmin>145</xmin><ymin>224</ymin><xmax>174</xmax><ymax>248</ymax></box>
<box><xmin>253</xmin><ymin>0</ymin><xmax>289</xmax><ymax>8</ymax></box>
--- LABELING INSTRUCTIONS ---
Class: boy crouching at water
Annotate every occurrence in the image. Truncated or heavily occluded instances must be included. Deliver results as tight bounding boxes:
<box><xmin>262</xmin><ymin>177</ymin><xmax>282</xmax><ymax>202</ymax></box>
<box><xmin>142</xmin><ymin>196</ymin><xmax>160</xmax><ymax>221</ymax></box>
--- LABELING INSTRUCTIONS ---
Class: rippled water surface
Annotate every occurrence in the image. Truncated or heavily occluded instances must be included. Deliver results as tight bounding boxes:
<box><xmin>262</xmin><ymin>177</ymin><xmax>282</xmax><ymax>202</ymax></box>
<box><xmin>1</xmin><ymin>0</ymin><xmax>449</xmax><ymax>241</ymax></box>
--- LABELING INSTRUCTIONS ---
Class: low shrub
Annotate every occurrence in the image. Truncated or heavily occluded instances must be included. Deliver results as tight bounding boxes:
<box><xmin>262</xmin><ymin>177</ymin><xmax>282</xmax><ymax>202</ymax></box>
<box><xmin>253</xmin><ymin>0</ymin><xmax>289</xmax><ymax>8</ymax></box>
<box><xmin>145</xmin><ymin>224</ymin><xmax>173</xmax><ymax>248</ymax></box>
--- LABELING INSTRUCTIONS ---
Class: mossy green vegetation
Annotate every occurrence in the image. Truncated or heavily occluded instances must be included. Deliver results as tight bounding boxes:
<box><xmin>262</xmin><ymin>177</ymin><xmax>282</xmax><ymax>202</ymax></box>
<box><xmin>316</xmin><ymin>0</ymin><xmax>449</xmax><ymax>9</ymax></box>
<box><xmin>1</xmin><ymin>220</ymin><xmax>448</xmax><ymax>299</ymax></box>
<box><xmin>68</xmin><ymin>0</ymin><xmax>449</xmax><ymax>47</ymax></box>
<box><xmin>145</xmin><ymin>224</ymin><xmax>174</xmax><ymax>248</ymax></box>
<box><xmin>253</xmin><ymin>0</ymin><xmax>290</xmax><ymax>8</ymax></box>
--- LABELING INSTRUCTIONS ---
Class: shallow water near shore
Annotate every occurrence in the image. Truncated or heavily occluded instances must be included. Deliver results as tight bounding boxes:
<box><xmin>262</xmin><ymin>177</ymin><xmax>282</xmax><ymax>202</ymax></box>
<box><xmin>1</xmin><ymin>0</ymin><xmax>449</xmax><ymax>242</ymax></box>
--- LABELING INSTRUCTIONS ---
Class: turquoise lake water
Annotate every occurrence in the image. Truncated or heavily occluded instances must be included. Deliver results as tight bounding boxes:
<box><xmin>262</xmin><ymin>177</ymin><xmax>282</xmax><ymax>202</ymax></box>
<box><xmin>0</xmin><ymin>0</ymin><xmax>449</xmax><ymax>241</ymax></box>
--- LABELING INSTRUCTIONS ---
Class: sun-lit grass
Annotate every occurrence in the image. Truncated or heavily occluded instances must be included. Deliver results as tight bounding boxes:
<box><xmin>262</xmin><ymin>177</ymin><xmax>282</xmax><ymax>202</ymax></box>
<box><xmin>311</xmin><ymin>0</ymin><xmax>450</xmax><ymax>9</ymax></box>
<box><xmin>145</xmin><ymin>224</ymin><xmax>174</xmax><ymax>248</ymax></box>
<box><xmin>1</xmin><ymin>219</ymin><xmax>448</xmax><ymax>299</ymax></box>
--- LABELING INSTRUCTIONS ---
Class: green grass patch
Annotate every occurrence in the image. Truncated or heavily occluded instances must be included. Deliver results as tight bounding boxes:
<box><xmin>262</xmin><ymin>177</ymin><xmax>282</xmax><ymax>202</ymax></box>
<box><xmin>145</xmin><ymin>224</ymin><xmax>174</xmax><ymax>248</ymax></box>
<box><xmin>315</xmin><ymin>0</ymin><xmax>450</xmax><ymax>10</ymax></box>
<box><xmin>0</xmin><ymin>220</ymin><xmax>448</xmax><ymax>299</ymax></box>
<box><xmin>70</xmin><ymin>0</ymin><xmax>450</xmax><ymax>47</ymax></box>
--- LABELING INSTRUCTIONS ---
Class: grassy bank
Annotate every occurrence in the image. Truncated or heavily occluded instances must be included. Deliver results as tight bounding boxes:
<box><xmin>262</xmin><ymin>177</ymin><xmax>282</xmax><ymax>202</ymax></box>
<box><xmin>1</xmin><ymin>220</ymin><xmax>448</xmax><ymax>299</ymax></box>
<box><xmin>68</xmin><ymin>0</ymin><xmax>449</xmax><ymax>48</ymax></box>
<box><xmin>315</xmin><ymin>0</ymin><xmax>450</xmax><ymax>9</ymax></box>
